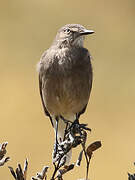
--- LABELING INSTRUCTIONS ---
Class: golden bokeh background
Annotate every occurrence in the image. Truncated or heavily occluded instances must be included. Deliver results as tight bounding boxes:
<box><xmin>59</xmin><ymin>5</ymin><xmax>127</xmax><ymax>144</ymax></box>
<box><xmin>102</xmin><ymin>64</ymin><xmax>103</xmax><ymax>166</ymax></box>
<box><xmin>0</xmin><ymin>0</ymin><xmax>135</xmax><ymax>179</ymax></box>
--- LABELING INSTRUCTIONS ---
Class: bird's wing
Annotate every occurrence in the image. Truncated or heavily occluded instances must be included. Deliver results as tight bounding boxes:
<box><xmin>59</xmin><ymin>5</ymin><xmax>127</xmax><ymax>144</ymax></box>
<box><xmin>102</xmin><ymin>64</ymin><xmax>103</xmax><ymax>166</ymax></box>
<box><xmin>78</xmin><ymin>104</ymin><xmax>87</xmax><ymax>118</ymax></box>
<box><xmin>78</xmin><ymin>51</ymin><xmax>93</xmax><ymax>118</ymax></box>
<box><xmin>38</xmin><ymin>73</ymin><xmax>53</xmax><ymax>127</ymax></box>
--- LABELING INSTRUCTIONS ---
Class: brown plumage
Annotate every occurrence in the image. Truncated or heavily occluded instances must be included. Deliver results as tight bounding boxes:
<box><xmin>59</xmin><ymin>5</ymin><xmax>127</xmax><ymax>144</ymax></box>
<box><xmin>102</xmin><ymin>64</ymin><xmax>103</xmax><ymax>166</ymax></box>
<box><xmin>37</xmin><ymin>24</ymin><xmax>94</xmax><ymax>164</ymax></box>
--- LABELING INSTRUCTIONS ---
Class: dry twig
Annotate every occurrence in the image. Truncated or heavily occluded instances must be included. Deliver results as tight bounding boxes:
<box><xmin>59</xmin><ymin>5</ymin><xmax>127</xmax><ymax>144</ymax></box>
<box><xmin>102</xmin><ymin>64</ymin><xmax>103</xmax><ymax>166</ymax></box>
<box><xmin>8</xmin><ymin>158</ymin><xmax>28</xmax><ymax>180</ymax></box>
<box><xmin>0</xmin><ymin>142</ymin><xmax>10</xmax><ymax>166</ymax></box>
<box><xmin>8</xmin><ymin>121</ymin><xmax>101</xmax><ymax>180</ymax></box>
<box><xmin>128</xmin><ymin>163</ymin><xmax>135</xmax><ymax>180</ymax></box>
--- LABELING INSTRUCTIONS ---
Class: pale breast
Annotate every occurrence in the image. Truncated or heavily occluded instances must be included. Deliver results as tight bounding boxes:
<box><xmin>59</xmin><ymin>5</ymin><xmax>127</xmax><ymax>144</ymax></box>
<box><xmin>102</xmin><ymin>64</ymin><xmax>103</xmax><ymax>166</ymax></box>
<box><xmin>41</xmin><ymin>47</ymin><xmax>92</xmax><ymax>118</ymax></box>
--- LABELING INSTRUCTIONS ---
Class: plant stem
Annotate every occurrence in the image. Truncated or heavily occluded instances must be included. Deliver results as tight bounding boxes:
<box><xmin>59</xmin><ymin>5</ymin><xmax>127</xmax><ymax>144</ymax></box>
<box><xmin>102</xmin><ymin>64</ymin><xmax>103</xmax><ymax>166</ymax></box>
<box><xmin>81</xmin><ymin>143</ymin><xmax>90</xmax><ymax>180</ymax></box>
<box><xmin>86</xmin><ymin>158</ymin><xmax>90</xmax><ymax>180</ymax></box>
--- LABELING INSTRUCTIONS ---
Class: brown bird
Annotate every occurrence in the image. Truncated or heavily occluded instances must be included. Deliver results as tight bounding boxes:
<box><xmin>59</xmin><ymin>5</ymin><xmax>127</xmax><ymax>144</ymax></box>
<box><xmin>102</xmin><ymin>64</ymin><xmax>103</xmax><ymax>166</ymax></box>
<box><xmin>37</xmin><ymin>24</ymin><xmax>94</xmax><ymax>164</ymax></box>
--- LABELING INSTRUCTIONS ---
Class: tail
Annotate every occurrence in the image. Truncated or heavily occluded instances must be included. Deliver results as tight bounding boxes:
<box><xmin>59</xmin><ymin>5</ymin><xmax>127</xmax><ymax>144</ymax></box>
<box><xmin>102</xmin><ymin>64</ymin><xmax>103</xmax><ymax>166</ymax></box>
<box><xmin>52</xmin><ymin>115</ymin><xmax>75</xmax><ymax>165</ymax></box>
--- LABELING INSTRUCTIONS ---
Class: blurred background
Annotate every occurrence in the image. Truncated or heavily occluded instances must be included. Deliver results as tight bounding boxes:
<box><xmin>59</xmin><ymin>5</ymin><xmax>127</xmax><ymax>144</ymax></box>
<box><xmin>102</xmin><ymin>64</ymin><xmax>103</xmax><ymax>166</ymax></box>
<box><xmin>0</xmin><ymin>0</ymin><xmax>135</xmax><ymax>179</ymax></box>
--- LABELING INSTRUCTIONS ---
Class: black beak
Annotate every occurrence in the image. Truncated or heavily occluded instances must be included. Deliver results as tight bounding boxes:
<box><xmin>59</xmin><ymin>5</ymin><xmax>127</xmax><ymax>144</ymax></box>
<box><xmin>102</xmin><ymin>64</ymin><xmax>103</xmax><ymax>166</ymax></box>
<box><xmin>80</xmin><ymin>29</ymin><xmax>95</xmax><ymax>36</ymax></box>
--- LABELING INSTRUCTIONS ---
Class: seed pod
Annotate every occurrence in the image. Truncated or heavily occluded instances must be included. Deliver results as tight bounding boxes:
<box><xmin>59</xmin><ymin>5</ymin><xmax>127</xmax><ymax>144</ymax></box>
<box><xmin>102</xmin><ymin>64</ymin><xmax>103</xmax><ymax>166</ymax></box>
<box><xmin>76</xmin><ymin>151</ymin><xmax>83</xmax><ymax>166</ymax></box>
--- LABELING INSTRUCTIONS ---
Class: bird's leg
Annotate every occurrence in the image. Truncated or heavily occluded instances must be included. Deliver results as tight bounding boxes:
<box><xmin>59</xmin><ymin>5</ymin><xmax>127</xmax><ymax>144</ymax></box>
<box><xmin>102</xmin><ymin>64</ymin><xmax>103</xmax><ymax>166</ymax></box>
<box><xmin>59</xmin><ymin>115</ymin><xmax>73</xmax><ymax>124</ymax></box>
<box><xmin>66</xmin><ymin>114</ymin><xmax>79</xmax><ymax>133</ymax></box>
<box><xmin>53</xmin><ymin>116</ymin><xmax>59</xmax><ymax>159</ymax></box>
<box><xmin>55</xmin><ymin>116</ymin><xmax>59</xmax><ymax>145</ymax></box>
<box><xmin>59</xmin><ymin>115</ymin><xmax>72</xmax><ymax>140</ymax></box>
<box><xmin>75</xmin><ymin>113</ymin><xmax>79</xmax><ymax>124</ymax></box>
<box><xmin>68</xmin><ymin>113</ymin><xmax>91</xmax><ymax>134</ymax></box>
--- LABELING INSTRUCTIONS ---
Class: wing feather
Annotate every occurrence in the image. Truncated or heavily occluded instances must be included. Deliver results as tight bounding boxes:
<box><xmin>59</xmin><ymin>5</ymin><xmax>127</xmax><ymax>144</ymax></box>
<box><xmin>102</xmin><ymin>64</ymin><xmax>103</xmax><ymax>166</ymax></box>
<box><xmin>39</xmin><ymin>73</ymin><xmax>53</xmax><ymax>127</ymax></box>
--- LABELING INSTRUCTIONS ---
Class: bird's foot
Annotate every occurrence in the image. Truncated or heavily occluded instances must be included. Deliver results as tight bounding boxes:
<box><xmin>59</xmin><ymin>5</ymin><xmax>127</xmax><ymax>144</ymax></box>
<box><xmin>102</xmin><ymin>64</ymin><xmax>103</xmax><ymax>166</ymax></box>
<box><xmin>63</xmin><ymin>120</ymin><xmax>90</xmax><ymax>149</ymax></box>
<box><xmin>68</xmin><ymin>120</ymin><xmax>91</xmax><ymax>135</ymax></box>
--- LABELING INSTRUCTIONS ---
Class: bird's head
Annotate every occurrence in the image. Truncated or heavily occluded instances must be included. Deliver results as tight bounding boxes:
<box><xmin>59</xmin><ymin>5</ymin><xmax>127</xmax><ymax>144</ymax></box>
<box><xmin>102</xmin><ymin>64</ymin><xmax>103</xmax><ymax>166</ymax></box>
<box><xmin>54</xmin><ymin>24</ymin><xmax>94</xmax><ymax>48</ymax></box>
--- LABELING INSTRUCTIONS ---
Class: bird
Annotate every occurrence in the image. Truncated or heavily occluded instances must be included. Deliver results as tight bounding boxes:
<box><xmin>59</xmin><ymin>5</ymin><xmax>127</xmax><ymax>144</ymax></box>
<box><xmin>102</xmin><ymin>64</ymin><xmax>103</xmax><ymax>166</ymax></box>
<box><xmin>37</xmin><ymin>24</ymin><xmax>94</xmax><ymax>164</ymax></box>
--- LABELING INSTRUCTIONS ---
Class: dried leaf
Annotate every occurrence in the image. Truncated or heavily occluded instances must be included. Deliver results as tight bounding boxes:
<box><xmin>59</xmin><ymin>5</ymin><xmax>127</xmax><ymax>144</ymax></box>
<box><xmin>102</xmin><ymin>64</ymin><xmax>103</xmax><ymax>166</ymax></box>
<box><xmin>0</xmin><ymin>157</ymin><xmax>10</xmax><ymax>166</ymax></box>
<box><xmin>9</xmin><ymin>159</ymin><xmax>28</xmax><ymax>180</ymax></box>
<box><xmin>86</xmin><ymin>141</ymin><xmax>101</xmax><ymax>157</ymax></box>
<box><xmin>65</xmin><ymin>164</ymin><xmax>74</xmax><ymax>171</ymax></box>
<box><xmin>32</xmin><ymin>166</ymin><xmax>49</xmax><ymax>180</ymax></box>
<box><xmin>8</xmin><ymin>166</ymin><xmax>17</xmax><ymax>179</ymax></box>
<box><xmin>0</xmin><ymin>142</ymin><xmax>8</xmax><ymax>160</ymax></box>
<box><xmin>23</xmin><ymin>159</ymin><xmax>28</xmax><ymax>180</ymax></box>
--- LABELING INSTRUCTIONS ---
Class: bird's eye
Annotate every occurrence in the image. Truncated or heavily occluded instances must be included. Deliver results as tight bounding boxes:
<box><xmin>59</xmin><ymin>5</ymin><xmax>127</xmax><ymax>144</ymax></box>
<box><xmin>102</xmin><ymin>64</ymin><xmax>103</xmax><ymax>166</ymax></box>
<box><xmin>64</xmin><ymin>28</ymin><xmax>71</xmax><ymax>34</ymax></box>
